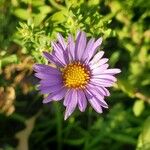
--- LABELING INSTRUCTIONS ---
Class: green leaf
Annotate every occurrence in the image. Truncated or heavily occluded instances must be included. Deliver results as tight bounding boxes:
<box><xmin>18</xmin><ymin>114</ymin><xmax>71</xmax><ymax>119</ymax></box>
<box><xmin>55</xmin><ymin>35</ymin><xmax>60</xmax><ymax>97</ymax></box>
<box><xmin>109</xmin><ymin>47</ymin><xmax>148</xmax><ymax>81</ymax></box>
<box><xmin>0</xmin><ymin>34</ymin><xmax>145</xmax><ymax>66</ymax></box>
<box><xmin>133</xmin><ymin>100</ymin><xmax>145</xmax><ymax>117</ymax></box>
<box><xmin>13</xmin><ymin>8</ymin><xmax>31</xmax><ymax>20</ymax></box>
<box><xmin>33</xmin><ymin>14</ymin><xmax>47</xmax><ymax>26</ymax></box>
<box><xmin>33</xmin><ymin>6</ymin><xmax>52</xmax><ymax>26</ymax></box>
<box><xmin>49</xmin><ymin>0</ymin><xmax>65</xmax><ymax>10</ymax></box>
<box><xmin>1</xmin><ymin>55</ymin><xmax>18</xmax><ymax>67</ymax></box>
<box><xmin>38</xmin><ymin>5</ymin><xmax>52</xmax><ymax>14</ymax></box>
<box><xmin>51</xmin><ymin>10</ymin><xmax>67</xmax><ymax>23</ymax></box>
<box><xmin>109</xmin><ymin>51</ymin><xmax>120</xmax><ymax>67</ymax></box>
<box><xmin>32</xmin><ymin>0</ymin><xmax>45</xmax><ymax>6</ymax></box>
<box><xmin>88</xmin><ymin>0</ymin><xmax>99</xmax><ymax>5</ymax></box>
<box><xmin>21</xmin><ymin>0</ymin><xmax>45</xmax><ymax>6</ymax></box>
<box><xmin>130</xmin><ymin>62</ymin><xmax>143</xmax><ymax>76</ymax></box>
<box><xmin>65</xmin><ymin>0</ymin><xmax>84</xmax><ymax>8</ymax></box>
<box><xmin>108</xmin><ymin>133</ymin><xmax>137</xmax><ymax>145</ymax></box>
<box><xmin>137</xmin><ymin>117</ymin><xmax>150</xmax><ymax>150</ymax></box>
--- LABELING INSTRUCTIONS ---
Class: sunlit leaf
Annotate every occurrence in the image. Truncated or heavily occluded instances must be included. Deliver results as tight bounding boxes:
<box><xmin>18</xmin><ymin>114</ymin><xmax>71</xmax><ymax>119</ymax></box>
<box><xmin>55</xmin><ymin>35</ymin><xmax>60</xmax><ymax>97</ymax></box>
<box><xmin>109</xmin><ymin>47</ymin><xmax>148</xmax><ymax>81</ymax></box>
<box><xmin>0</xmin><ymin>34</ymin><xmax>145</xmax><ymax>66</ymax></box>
<box><xmin>133</xmin><ymin>100</ymin><xmax>145</xmax><ymax>117</ymax></box>
<box><xmin>13</xmin><ymin>8</ymin><xmax>31</xmax><ymax>20</ymax></box>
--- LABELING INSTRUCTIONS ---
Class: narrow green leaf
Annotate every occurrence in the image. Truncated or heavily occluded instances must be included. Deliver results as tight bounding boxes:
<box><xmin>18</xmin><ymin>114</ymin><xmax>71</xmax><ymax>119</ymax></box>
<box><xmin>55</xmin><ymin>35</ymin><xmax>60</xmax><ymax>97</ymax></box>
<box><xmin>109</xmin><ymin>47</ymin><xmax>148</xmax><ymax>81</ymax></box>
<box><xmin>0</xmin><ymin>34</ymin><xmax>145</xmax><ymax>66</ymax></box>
<box><xmin>1</xmin><ymin>55</ymin><xmax>18</xmax><ymax>67</ymax></box>
<box><xmin>137</xmin><ymin>117</ymin><xmax>150</xmax><ymax>150</ymax></box>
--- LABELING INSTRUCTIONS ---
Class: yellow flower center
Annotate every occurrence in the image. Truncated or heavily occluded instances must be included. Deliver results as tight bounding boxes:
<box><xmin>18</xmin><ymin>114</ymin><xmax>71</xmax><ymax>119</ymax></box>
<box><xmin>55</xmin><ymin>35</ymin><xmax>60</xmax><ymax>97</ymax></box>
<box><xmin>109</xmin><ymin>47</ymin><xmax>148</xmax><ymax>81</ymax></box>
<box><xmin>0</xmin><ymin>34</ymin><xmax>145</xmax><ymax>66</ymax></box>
<box><xmin>62</xmin><ymin>62</ymin><xmax>90</xmax><ymax>89</ymax></box>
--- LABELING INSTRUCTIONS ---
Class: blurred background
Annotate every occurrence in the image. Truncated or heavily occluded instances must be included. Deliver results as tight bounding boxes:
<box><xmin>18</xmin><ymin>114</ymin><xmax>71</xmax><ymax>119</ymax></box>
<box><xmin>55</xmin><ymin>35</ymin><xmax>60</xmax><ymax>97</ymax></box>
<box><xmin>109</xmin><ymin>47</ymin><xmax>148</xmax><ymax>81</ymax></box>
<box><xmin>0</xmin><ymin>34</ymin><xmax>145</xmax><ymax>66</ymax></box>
<box><xmin>0</xmin><ymin>0</ymin><xmax>150</xmax><ymax>150</ymax></box>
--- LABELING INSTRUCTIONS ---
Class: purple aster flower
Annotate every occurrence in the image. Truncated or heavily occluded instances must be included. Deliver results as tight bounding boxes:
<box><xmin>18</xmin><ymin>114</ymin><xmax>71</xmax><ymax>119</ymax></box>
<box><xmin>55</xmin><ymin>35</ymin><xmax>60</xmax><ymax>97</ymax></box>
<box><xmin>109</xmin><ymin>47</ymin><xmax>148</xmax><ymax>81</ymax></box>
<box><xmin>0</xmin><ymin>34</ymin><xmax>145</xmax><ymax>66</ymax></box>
<box><xmin>33</xmin><ymin>31</ymin><xmax>121</xmax><ymax>120</ymax></box>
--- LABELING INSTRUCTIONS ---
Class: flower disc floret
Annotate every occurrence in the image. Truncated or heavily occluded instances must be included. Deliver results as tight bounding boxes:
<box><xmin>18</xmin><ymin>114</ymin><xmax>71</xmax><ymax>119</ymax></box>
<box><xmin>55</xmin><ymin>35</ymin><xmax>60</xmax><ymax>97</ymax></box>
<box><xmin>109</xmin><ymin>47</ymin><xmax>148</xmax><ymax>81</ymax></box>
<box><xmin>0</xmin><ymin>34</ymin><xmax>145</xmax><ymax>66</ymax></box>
<box><xmin>62</xmin><ymin>62</ymin><xmax>90</xmax><ymax>89</ymax></box>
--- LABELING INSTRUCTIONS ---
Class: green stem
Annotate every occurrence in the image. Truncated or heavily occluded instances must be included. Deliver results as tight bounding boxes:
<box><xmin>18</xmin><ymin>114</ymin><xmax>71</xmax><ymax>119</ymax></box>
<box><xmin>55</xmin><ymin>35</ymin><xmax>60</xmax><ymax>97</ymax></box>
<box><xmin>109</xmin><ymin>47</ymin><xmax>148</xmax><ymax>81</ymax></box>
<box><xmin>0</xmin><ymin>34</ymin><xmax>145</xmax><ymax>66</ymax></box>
<box><xmin>84</xmin><ymin>107</ymin><xmax>92</xmax><ymax>150</ymax></box>
<box><xmin>55</xmin><ymin>103</ymin><xmax>63</xmax><ymax>150</ymax></box>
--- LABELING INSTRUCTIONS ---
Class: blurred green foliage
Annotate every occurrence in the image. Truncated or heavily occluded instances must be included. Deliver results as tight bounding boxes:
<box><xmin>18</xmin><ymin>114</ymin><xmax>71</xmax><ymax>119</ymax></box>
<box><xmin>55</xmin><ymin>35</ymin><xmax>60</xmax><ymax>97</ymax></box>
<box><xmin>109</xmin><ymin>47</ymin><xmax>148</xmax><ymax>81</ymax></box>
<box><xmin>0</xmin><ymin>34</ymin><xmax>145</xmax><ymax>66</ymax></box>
<box><xmin>0</xmin><ymin>0</ymin><xmax>150</xmax><ymax>150</ymax></box>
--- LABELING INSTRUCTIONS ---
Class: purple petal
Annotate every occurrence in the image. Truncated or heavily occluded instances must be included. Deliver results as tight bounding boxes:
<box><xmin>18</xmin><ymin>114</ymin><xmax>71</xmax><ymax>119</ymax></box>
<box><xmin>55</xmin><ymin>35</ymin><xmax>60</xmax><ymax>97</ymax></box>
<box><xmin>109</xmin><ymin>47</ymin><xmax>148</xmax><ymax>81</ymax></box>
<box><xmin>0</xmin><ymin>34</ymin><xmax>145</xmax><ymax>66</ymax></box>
<box><xmin>90</xmin><ymin>58</ymin><xmax>109</xmax><ymax>70</ymax></box>
<box><xmin>91</xmin><ymin>77</ymin><xmax>114</xmax><ymax>84</ymax></box>
<box><xmin>86</xmin><ymin>85</ymin><xmax>103</xmax><ymax>100</ymax></box>
<box><xmin>89</xmin><ymin>82</ymin><xmax>110</xmax><ymax>96</ymax></box>
<box><xmin>102</xmin><ymin>69</ymin><xmax>121</xmax><ymax>75</ymax></box>
<box><xmin>76</xmin><ymin>30</ymin><xmax>80</xmax><ymax>38</ymax></box>
<box><xmin>86</xmin><ymin>37</ymin><xmax>102</xmax><ymax>63</ymax></box>
<box><xmin>91</xmin><ymin>64</ymin><xmax>109</xmax><ymax>75</ymax></box>
<box><xmin>86</xmin><ymin>86</ymin><xmax>108</xmax><ymax>108</ymax></box>
<box><xmin>35</xmin><ymin>72</ymin><xmax>61</xmax><ymax>80</ymax></box>
<box><xmin>89</xmin><ymin>98</ymin><xmax>103</xmax><ymax>113</ymax></box>
<box><xmin>75</xmin><ymin>31</ymin><xmax>87</xmax><ymax>60</ymax></box>
<box><xmin>40</xmin><ymin>76</ymin><xmax>63</xmax><ymax>85</ymax></box>
<box><xmin>51</xmin><ymin>42</ymin><xmax>68</xmax><ymax>65</ymax></box>
<box><xmin>57</xmin><ymin>33</ymin><xmax>66</xmax><ymax>50</ymax></box>
<box><xmin>33</xmin><ymin>64</ymin><xmax>61</xmax><ymax>75</ymax></box>
<box><xmin>67</xmin><ymin>34</ymin><xmax>75</xmax><ymax>61</ymax></box>
<box><xmin>38</xmin><ymin>83</ymin><xmax>63</xmax><ymax>94</ymax></box>
<box><xmin>89</xmin><ymin>51</ymin><xmax>104</xmax><ymax>65</ymax></box>
<box><xmin>64</xmin><ymin>90</ymin><xmax>78</xmax><ymax>120</ymax></box>
<box><xmin>90</xmin><ymin>79</ymin><xmax>114</xmax><ymax>87</ymax></box>
<box><xmin>93</xmin><ymin>74</ymin><xmax>117</xmax><ymax>82</ymax></box>
<box><xmin>85</xmin><ymin>90</ymin><xmax>103</xmax><ymax>113</ymax></box>
<box><xmin>51</xmin><ymin>42</ymin><xmax>62</xmax><ymax>53</ymax></box>
<box><xmin>102</xmin><ymin>87</ymin><xmax>110</xmax><ymax>96</ymax></box>
<box><xmin>43</xmin><ymin>88</ymin><xmax>67</xmax><ymax>103</ymax></box>
<box><xmin>88</xmin><ymin>82</ymin><xmax>110</xmax><ymax>96</ymax></box>
<box><xmin>43</xmin><ymin>52</ymin><xmax>63</xmax><ymax>67</ymax></box>
<box><xmin>40</xmin><ymin>79</ymin><xmax>62</xmax><ymax>87</ymax></box>
<box><xmin>82</xmin><ymin>38</ymin><xmax>95</xmax><ymax>61</ymax></box>
<box><xmin>51</xmin><ymin>42</ymin><xmax>69</xmax><ymax>64</ymax></box>
<box><xmin>43</xmin><ymin>52</ymin><xmax>55</xmax><ymax>63</ymax></box>
<box><xmin>53</xmin><ymin>53</ymin><xmax>67</xmax><ymax>66</ymax></box>
<box><xmin>63</xmin><ymin>89</ymin><xmax>73</xmax><ymax>106</ymax></box>
<box><xmin>77</xmin><ymin>90</ymin><xmax>87</xmax><ymax>112</ymax></box>
<box><xmin>38</xmin><ymin>75</ymin><xmax>62</xmax><ymax>84</ymax></box>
